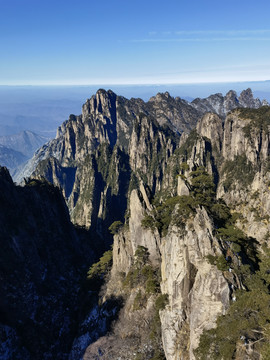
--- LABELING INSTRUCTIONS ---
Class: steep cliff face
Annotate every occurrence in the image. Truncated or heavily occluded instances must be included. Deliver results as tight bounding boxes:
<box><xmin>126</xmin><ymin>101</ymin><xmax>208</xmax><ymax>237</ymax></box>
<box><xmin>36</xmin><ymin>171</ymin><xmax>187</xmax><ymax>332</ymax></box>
<box><xmin>82</xmin><ymin>104</ymin><xmax>270</xmax><ymax>359</ymax></box>
<box><xmin>186</xmin><ymin>106</ymin><xmax>270</xmax><ymax>240</ymax></box>
<box><xmin>147</xmin><ymin>92</ymin><xmax>199</xmax><ymax>133</ymax></box>
<box><xmin>215</xmin><ymin>107</ymin><xmax>270</xmax><ymax>242</ymax></box>
<box><xmin>24</xmin><ymin>94</ymin><xmax>180</xmax><ymax>248</ymax></box>
<box><xmin>0</xmin><ymin>167</ymin><xmax>95</xmax><ymax>360</ymax></box>
<box><xmin>15</xmin><ymin>89</ymin><xmax>266</xmax><ymax>237</ymax></box>
<box><xmin>191</xmin><ymin>88</ymin><xmax>267</xmax><ymax>119</ymax></box>
<box><xmin>160</xmin><ymin>209</ymin><xmax>229</xmax><ymax>360</ymax></box>
<box><xmin>4</xmin><ymin>89</ymin><xmax>270</xmax><ymax>359</ymax></box>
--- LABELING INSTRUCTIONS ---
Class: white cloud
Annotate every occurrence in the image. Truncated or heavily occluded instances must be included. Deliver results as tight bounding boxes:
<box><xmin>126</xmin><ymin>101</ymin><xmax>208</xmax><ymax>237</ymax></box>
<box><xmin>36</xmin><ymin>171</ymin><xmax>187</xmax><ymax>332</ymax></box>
<box><xmin>174</xmin><ymin>29</ymin><xmax>270</xmax><ymax>36</ymax></box>
<box><xmin>131</xmin><ymin>29</ymin><xmax>270</xmax><ymax>43</ymax></box>
<box><xmin>131</xmin><ymin>37</ymin><xmax>270</xmax><ymax>43</ymax></box>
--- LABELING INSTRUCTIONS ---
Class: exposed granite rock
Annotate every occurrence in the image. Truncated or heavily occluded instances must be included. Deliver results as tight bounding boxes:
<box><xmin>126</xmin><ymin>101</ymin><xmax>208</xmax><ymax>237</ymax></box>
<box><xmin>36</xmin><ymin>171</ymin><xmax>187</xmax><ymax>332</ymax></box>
<box><xmin>191</xmin><ymin>88</ymin><xmax>266</xmax><ymax>119</ymax></box>
<box><xmin>88</xmin><ymin>189</ymin><xmax>231</xmax><ymax>360</ymax></box>
<box><xmin>15</xmin><ymin>87</ymin><xmax>265</xmax><ymax>184</ymax></box>
<box><xmin>147</xmin><ymin>91</ymin><xmax>199</xmax><ymax>133</ymax></box>
<box><xmin>239</xmin><ymin>88</ymin><xmax>262</xmax><ymax>108</ymax></box>
<box><xmin>215</xmin><ymin>108</ymin><xmax>270</xmax><ymax>242</ymax></box>
<box><xmin>160</xmin><ymin>209</ymin><xmax>229</xmax><ymax>360</ymax></box>
<box><xmin>196</xmin><ymin>112</ymin><xmax>223</xmax><ymax>153</ymax></box>
<box><xmin>111</xmin><ymin>188</ymin><xmax>161</xmax><ymax>271</ymax></box>
<box><xmin>177</xmin><ymin>176</ymin><xmax>190</xmax><ymax>196</ymax></box>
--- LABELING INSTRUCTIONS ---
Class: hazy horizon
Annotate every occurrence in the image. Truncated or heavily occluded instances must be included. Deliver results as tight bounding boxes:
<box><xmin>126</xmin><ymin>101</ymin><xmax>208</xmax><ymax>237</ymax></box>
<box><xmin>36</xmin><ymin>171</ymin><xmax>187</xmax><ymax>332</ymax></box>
<box><xmin>0</xmin><ymin>80</ymin><xmax>269</xmax><ymax>137</ymax></box>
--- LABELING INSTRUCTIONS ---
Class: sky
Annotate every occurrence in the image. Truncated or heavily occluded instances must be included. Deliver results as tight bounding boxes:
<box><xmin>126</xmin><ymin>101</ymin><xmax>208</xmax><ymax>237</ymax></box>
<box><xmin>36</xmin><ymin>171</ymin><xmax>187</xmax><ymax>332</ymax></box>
<box><xmin>1</xmin><ymin>0</ymin><xmax>270</xmax><ymax>85</ymax></box>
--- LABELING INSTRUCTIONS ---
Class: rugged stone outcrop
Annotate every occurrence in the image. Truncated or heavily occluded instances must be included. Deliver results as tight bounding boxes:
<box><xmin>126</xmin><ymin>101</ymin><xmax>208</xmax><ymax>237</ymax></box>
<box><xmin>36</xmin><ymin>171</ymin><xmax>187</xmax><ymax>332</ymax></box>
<box><xmin>196</xmin><ymin>112</ymin><xmax>223</xmax><ymax>153</ymax></box>
<box><xmin>12</xmin><ymin>89</ymin><xmax>267</xmax><ymax>241</ymax></box>
<box><xmin>191</xmin><ymin>88</ymin><xmax>268</xmax><ymax>119</ymax></box>
<box><xmin>93</xmin><ymin>103</ymin><xmax>270</xmax><ymax>359</ymax></box>
<box><xmin>160</xmin><ymin>209</ymin><xmax>229</xmax><ymax>360</ymax></box>
<box><xmin>111</xmin><ymin>187</ymin><xmax>161</xmax><ymax>272</ymax></box>
<box><xmin>14</xmin><ymin>87</ymin><xmax>265</xmax><ymax>182</ymax></box>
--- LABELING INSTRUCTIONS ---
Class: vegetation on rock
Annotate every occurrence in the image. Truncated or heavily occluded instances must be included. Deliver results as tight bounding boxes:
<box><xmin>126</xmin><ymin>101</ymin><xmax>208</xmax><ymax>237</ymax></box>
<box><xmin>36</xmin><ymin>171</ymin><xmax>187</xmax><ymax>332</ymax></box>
<box><xmin>121</xmin><ymin>246</ymin><xmax>167</xmax><ymax>359</ymax></box>
<box><xmin>108</xmin><ymin>220</ymin><xmax>123</xmax><ymax>234</ymax></box>
<box><xmin>142</xmin><ymin>166</ymin><xmax>216</xmax><ymax>235</ymax></box>
<box><xmin>195</xmin><ymin>248</ymin><xmax>270</xmax><ymax>360</ymax></box>
<box><xmin>123</xmin><ymin>246</ymin><xmax>160</xmax><ymax>294</ymax></box>
<box><xmin>87</xmin><ymin>249</ymin><xmax>113</xmax><ymax>285</ymax></box>
<box><xmin>222</xmin><ymin>155</ymin><xmax>255</xmax><ymax>190</ymax></box>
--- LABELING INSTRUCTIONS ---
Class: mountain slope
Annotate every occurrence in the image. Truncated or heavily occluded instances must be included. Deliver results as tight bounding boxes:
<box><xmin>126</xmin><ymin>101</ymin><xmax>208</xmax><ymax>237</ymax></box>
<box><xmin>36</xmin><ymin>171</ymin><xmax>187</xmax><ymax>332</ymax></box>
<box><xmin>0</xmin><ymin>145</ymin><xmax>27</xmax><ymax>170</ymax></box>
<box><xmin>0</xmin><ymin>130</ymin><xmax>49</xmax><ymax>175</ymax></box>
<box><xmin>79</xmin><ymin>105</ymin><xmax>270</xmax><ymax>359</ymax></box>
<box><xmin>0</xmin><ymin>130</ymin><xmax>49</xmax><ymax>158</ymax></box>
<box><xmin>0</xmin><ymin>167</ymin><xmax>96</xmax><ymax>360</ymax></box>
<box><xmin>14</xmin><ymin>89</ymin><xmax>267</xmax><ymax>233</ymax></box>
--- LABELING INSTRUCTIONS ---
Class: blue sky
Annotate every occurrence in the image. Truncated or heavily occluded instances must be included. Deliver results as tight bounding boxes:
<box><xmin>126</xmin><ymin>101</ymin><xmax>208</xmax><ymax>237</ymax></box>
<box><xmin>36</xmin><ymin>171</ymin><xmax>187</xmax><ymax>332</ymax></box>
<box><xmin>1</xmin><ymin>0</ymin><xmax>270</xmax><ymax>85</ymax></box>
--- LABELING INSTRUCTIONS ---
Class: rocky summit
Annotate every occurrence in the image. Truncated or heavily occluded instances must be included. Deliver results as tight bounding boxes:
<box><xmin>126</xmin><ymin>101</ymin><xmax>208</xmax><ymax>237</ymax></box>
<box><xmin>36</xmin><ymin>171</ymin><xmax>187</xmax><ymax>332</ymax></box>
<box><xmin>1</xmin><ymin>88</ymin><xmax>270</xmax><ymax>359</ymax></box>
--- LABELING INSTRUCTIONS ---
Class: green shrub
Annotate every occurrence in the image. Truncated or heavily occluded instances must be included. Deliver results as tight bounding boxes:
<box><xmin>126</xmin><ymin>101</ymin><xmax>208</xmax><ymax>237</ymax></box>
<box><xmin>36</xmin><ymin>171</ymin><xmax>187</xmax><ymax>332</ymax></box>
<box><xmin>146</xmin><ymin>278</ymin><xmax>159</xmax><ymax>294</ymax></box>
<box><xmin>133</xmin><ymin>290</ymin><xmax>147</xmax><ymax>310</ymax></box>
<box><xmin>222</xmin><ymin>155</ymin><xmax>255</xmax><ymax>190</ymax></box>
<box><xmin>190</xmin><ymin>167</ymin><xmax>216</xmax><ymax>208</ymax></box>
<box><xmin>135</xmin><ymin>246</ymin><xmax>150</xmax><ymax>266</ymax></box>
<box><xmin>210</xmin><ymin>202</ymin><xmax>231</xmax><ymax>225</ymax></box>
<box><xmin>123</xmin><ymin>247</ymin><xmax>154</xmax><ymax>289</ymax></box>
<box><xmin>180</xmin><ymin>162</ymin><xmax>190</xmax><ymax>171</ymax></box>
<box><xmin>149</xmin><ymin>294</ymin><xmax>169</xmax><ymax>353</ymax></box>
<box><xmin>141</xmin><ymin>167</ymin><xmax>217</xmax><ymax>235</ymax></box>
<box><xmin>216</xmin><ymin>255</ymin><xmax>228</xmax><ymax>271</ymax></box>
<box><xmin>150</xmin><ymin>350</ymin><xmax>166</xmax><ymax>360</ymax></box>
<box><xmin>87</xmin><ymin>250</ymin><xmax>113</xmax><ymax>281</ymax></box>
<box><xmin>155</xmin><ymin>294</ymin><xmax>169</xmax><ymax>311</ymax></box>
<box><xmin>195</xmin><ymin>249</ymin><xmax>270</xmax><ymax>360</ymax></box>
<box><xmin>206</xmin><ymin>254</ymin><xmax>216</xmax><ymax>265</ymax></box>
<box><xmin>239</xmin><ymin>106</ymin><xmax>270</xmax><ymax>137</ymax></box>
<box><xmin>142</xmin><ymin>194</ymin><xmax>195</xmax><ymax>236</ymax></box>
<box><xmin>206</xmin><ymin>255</ymin><xmax>228</xmax><ymax>271</ymax></box>
<box><xmin>175</xmin><ymin>195</ymin><xmax>195</xmax><ymax>222</ymax></box>
<box><xmin>141</xmin><ymin>264</ymin><xmax>154</xmax><ymax>278</ymax></box>
<box><xmin>141</xmin><ymin>214</ymin><xmax>156</xmax><ymax>230</ymax></box>
<box><xmin>217</xmin><ymin>225</ymin><xmax>257</xmax><ymax>259</ymax></box>
<box><xmin>108</xmin><ymin>220</ymin><xmax>123</xmax><ymax>234</ymax></box>
<box><xmin>122</xmin><ymin>247</ymin><xmax>161</xmax><ymax>297</ymax></box>
<box><xmin>122</xmin><ymin>267</ymin><xmax>140</xmax><ymax>289</ymax></box>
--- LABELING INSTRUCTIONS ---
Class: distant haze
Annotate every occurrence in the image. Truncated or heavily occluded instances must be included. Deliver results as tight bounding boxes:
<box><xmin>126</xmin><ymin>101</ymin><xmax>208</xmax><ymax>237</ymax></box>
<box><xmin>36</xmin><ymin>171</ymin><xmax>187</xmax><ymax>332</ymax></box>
<box><xmin>0</xmin><ymin>81</ymin><xmax>269</xmax><ymax>136</ymax></box>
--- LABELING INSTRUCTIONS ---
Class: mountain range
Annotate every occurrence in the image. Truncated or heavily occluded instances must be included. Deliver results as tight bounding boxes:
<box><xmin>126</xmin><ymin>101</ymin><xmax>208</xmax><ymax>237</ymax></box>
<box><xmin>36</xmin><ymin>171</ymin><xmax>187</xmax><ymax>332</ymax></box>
<box><xmin>0</xmin><ymin>130</ymin><xmax>49</xmax><ymax>174</ymax></box>
<box><xmin>1</xmin><ymin>88</ymin><xmax>270</xmax><ymax>359</ymax></box>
